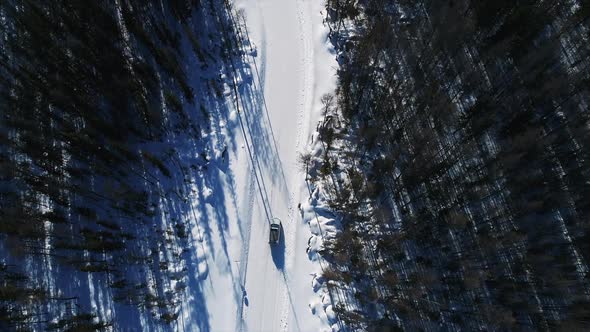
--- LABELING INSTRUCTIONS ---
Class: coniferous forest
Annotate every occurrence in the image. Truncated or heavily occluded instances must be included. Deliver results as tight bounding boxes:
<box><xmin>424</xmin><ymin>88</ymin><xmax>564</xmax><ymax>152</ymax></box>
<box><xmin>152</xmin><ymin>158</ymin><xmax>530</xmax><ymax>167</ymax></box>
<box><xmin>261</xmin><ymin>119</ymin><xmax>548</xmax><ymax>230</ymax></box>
<box><xmin>0</xmin><ymin>0</ymin><xmax>245</xmax><ymax>330</ymax></box>
<box><xmin>3</xmin><ymin>0</ymin><xmax>590</xmax><ymax>331</ymax></box>
<box><xmin>309</xmin><ymin>0</ymin><xmax>590</xmax><ymax>330</ymax></box>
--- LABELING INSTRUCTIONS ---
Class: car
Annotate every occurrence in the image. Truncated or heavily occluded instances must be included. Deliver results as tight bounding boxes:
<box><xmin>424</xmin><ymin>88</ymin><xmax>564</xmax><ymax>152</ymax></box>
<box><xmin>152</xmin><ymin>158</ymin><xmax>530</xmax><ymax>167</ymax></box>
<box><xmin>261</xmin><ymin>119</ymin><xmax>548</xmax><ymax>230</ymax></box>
<box><xmin>269</xmin><ymin>218</ymin><xmax>281</xmax><ymax>244</ymax></box>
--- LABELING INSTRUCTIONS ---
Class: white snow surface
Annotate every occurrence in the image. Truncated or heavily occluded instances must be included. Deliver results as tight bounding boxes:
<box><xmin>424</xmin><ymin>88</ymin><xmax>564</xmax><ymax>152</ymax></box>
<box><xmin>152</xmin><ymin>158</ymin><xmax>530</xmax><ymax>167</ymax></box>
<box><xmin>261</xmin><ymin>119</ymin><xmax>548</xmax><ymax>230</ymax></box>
<box><xmin>193</xmin><ymin>0</ymin><xmax>339</xmax><ymax>331</ymax></box>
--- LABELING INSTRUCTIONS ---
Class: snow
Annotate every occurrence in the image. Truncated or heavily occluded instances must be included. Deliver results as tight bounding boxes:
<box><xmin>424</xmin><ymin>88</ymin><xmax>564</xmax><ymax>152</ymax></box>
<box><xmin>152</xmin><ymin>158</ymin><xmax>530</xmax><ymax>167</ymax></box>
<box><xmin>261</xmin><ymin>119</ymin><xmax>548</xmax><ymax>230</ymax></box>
<box><xmin>197</xmin><ymin>0</ymin><xmax>340</xmax><ymax>330</ymax></box>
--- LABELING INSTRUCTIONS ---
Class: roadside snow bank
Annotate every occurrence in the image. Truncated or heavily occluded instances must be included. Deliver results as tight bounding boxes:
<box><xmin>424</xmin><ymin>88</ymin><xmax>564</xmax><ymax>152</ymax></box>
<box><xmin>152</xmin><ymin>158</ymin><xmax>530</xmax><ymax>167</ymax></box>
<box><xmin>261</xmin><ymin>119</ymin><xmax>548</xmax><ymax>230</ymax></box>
<box><xmin>301</xmin><ymin>139</ymin><xmax>343</xmax><ymax>331</ymax></box>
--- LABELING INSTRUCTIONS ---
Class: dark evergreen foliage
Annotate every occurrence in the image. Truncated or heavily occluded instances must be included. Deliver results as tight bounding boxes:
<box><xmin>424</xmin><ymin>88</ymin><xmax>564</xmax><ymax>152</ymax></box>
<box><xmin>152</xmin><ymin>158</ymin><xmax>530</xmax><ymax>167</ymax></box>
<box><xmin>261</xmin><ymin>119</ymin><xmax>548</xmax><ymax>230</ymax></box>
<box><xmin>0</xmin><ymin>0</ymin><xmax>240</xmax><ymax>329</ymax></box>
<box><xmin>319</xmin><ymin>0</ymin><xmax>590</xmax><ymax>330</ymax></box>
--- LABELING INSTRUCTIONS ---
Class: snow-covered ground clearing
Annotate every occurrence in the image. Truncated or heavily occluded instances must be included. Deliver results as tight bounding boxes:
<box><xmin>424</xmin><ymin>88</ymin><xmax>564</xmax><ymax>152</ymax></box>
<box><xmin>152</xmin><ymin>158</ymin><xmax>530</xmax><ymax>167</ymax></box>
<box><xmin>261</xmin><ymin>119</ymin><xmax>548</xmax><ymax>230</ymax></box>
<box><xmin>203</xmin><ymin>0</ymin><xmax>340</xmax><ymax>330</ymax></box>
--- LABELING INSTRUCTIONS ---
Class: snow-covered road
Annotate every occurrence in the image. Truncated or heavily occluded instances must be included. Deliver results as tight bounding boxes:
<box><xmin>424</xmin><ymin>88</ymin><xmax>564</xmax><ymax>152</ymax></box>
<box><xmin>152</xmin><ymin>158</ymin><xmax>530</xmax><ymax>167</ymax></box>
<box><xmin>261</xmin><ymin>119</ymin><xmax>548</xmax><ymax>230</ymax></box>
<box><xmin>179</xmin><ymin>0</ymin><xmax>337</xmax><ymax>330</ymax></box>
<box><xmin>216</xmin><ymin>0</ymin><xmax>337</xmax><ymax>330</ymax></box>
<box><xmin>236</xmin><ymin>0</ymin><xmax>335</xmax><ymax>331</ymax></box>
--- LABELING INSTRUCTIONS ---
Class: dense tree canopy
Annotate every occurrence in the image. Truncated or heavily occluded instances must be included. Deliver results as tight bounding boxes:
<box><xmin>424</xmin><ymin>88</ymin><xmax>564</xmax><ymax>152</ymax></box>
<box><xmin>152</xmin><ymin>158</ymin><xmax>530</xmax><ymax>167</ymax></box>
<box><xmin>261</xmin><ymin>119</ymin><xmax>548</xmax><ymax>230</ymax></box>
<box><xmin>0</xmin><ymin>0</ymin><xmax>241</xmax><ymax>329</ymax></box>
<box><xmin>316</xmin><ymin>0</ymin><xmax>590</xmax><ymax>330</ymax></box>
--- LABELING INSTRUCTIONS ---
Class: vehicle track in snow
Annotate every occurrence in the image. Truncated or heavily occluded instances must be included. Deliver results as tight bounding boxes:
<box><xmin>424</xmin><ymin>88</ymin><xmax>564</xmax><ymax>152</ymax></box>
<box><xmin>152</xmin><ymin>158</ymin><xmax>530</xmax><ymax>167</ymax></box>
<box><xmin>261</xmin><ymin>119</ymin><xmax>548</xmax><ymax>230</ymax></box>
<box><xmin>232</xmin><ymin>0</ymin><xmax>337</xmax><ymax>330</ymax></box>
<box><xmin>234</xmin><ymin>0</ymin><xmax>303</xmax><ymax>330</ymax></box>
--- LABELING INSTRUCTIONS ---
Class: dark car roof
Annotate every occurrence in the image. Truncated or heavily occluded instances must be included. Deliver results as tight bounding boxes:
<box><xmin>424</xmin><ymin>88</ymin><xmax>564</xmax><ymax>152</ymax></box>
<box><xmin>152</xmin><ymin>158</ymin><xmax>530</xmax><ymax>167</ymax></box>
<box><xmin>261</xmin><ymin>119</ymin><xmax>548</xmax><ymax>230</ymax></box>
<box><xmin>270</xmin><ymin>228</ymin><xmax>279</xmax><ymax>242</ymax></box>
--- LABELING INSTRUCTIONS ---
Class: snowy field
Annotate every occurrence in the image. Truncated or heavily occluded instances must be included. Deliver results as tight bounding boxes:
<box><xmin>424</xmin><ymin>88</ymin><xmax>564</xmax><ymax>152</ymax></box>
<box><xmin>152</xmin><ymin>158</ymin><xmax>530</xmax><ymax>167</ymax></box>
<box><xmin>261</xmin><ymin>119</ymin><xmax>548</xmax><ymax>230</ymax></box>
<box><xmin>192</xmin><ymin>0</ymin><xmax>339</xmax><ymax>330</ymax></box>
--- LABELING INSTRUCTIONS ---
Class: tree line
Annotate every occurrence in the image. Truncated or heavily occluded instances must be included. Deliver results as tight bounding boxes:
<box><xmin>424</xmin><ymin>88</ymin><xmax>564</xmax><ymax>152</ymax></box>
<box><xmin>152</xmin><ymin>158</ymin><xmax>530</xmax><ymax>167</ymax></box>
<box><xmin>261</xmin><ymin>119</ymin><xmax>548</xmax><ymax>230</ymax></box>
<box><xmin>0</xmin><ymin>0</ymin><xmax>241</xmax><ymax>330</ymax></box>
<box><xmin>313</xmin><ymin>0</ymin><xmax>590</xmax><ymax>330</ymax></box>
